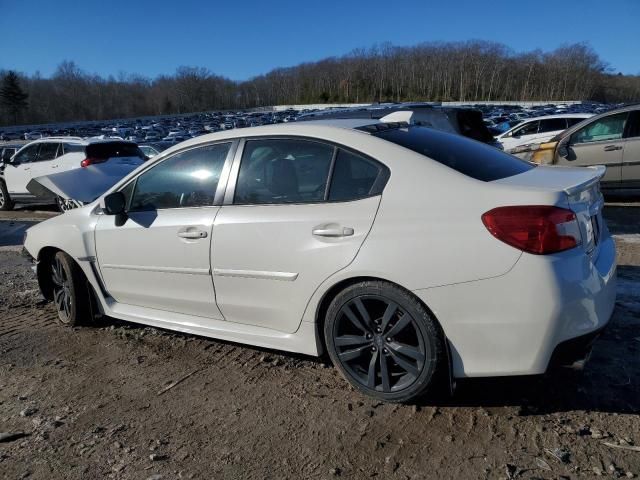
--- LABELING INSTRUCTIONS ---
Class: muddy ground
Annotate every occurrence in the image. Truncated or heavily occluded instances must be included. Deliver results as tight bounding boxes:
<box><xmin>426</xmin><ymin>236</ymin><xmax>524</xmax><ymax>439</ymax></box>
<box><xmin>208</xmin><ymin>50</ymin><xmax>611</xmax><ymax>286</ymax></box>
<box><xmin>0</xmin><ymin>201</ymin><xmax>639</xmax><ymax>480</ymax></box>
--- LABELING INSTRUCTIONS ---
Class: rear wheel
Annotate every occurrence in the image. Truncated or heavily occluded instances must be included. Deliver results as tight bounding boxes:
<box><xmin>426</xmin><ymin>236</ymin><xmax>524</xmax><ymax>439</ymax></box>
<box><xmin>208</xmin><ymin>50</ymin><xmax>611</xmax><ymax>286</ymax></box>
<box><xmin>325</xmin><ymin>281</ymin><xmax>445</xmax><ymax>403</ymax></box>
<box><xmin>50</xmin><ymin>251</ymin><xmax>91</xmax><ymax>326</ymax></box>
<box><xmin>0</xmin><ymin>180</ymin><xmax>14</xmax><ymax>211</ymax></box>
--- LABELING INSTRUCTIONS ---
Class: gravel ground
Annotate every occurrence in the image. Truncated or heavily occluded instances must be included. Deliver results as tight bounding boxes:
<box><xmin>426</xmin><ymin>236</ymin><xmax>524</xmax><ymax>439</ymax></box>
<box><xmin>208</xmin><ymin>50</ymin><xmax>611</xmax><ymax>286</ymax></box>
<box><xmin>0</xmin><ymin>202</ymin><xmax>639</xmax><ymax>480</ymax></box>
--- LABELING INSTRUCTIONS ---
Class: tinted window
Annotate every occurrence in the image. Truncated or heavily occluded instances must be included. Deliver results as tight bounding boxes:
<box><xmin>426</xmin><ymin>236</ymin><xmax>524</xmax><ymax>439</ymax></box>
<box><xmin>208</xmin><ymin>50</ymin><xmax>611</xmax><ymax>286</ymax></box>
<box><xmin>86</xmin><ymin>142</ymin><xmax>145</xmax><ymax>160</ymax></box>
<box><xmin>14</xmin><ymin>144</ymin><xmax>39</xmax><ymax>163</ymax></box>
<box><xmin>372</xmin><ymin>126</ymin><xmax>535</xmax><ymax>182</ymax></box>
<box><xmin>626</xmin><ymin>111</ymin><xmax>640</xmax><ymax>139</ymax></box>
<box><xmin>566</xmin><ymin>117</ymin><xmax>587</xmax><ymax>127</ymax></box>
<box><xmin>571</xmin><ymin>112</ymin><xmax>629</xmax><ymax>144</ymax></box>
<box><xmin>63</xmin><ymin>143</ymin><xmax>84</xmax><ymax>154</ymax></box>
<box><xmin>329</xmin><ymin>149</ymin><xmax>383</xmax><ymax>201</ymax></box>
<box><xmin>538</xmin><ymin>118</ymin><xmax>568</xmax><ymax>133</ymax></box>
<box><xmin>37</xmin><ymin>142</ymin><xmax>59</xmax><ymax>161</ymax></box>
<box><xmin>513</xmin><ymin>121</ymin><xmax>539</xmax><ymax>136</ymax></box>
<box><xmin>234</xmin><ymin>139</ymin><xmax>334</xmax><ymax>204</ymax></box>
<box><xmin>129</xmin><ymin>143</ymin><xmax>230</xmax><ymax>211</ymax></box>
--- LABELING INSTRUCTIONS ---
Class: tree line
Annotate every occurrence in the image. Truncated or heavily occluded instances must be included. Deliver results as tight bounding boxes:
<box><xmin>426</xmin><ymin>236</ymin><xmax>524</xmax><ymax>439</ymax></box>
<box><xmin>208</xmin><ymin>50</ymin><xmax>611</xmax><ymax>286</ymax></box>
<box><xmin>1</xmin><ymin>40</ymin><xmax>639</xmax><ymax>127</ymax></box>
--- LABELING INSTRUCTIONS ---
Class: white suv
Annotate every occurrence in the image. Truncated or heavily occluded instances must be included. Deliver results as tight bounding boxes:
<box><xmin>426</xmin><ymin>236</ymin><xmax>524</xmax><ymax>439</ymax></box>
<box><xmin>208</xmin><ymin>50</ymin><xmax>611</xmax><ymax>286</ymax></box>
<box><xmin>497</xmin><ymin>114</ymin><xmax>593</xmax><ymax>152</ymax></box>
<box><xmin>0</xmin><ymin>138</ymin><xmax>145</xmax><ymax>211</ymax></box>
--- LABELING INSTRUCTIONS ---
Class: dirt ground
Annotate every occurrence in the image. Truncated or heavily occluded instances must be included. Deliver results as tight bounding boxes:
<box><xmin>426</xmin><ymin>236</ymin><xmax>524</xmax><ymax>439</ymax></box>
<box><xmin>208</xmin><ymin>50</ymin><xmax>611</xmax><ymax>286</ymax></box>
<box><xmin>0</xmin><ymin>201</ymin><xmax>639</xmax><ymax>480</ymax></box>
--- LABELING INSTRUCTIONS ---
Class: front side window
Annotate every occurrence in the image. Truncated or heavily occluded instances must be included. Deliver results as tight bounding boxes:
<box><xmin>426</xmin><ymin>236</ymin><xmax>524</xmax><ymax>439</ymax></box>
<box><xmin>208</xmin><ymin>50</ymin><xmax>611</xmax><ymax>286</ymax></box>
<box><xmin>37</xmin><ymin>142</ymin><xmax>59</xmax><ymax>161</ymax></box>
<box><xmin>128</xmin><ymin>143</ymin><xmax>230</xmax><ymax>211</ymax></box>
<box><xmin>513</xmin><ymin>121</ymin><xmax>539</xmax><ymax>137</ymax></box>
<box><xmin>234</xmin><ymin>139</ymin><xmax>334</xmax><ymax>204</ymax></box>
<box><xmin>571</xmin><ymin>112</ymin><xmax>629</xmax><ymax>144</ymax></box>
<box><xmin>14</xmin><ymin>144</ymin><xmax>39</xmax><ymax>163</ymax></box>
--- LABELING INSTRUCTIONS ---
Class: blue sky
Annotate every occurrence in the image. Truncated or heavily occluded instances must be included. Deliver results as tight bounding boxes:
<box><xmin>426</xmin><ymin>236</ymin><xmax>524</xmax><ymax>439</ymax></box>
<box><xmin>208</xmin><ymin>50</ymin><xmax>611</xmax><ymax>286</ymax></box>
<box><xmin>0</xmin><ymin>0</ymin><xmax>638</xmax><ymax>80</ymax></box>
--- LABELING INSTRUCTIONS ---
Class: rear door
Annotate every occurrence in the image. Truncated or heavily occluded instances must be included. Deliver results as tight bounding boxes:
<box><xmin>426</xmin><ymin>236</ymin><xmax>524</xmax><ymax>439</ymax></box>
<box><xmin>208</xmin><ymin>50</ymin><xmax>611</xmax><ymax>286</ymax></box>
<box><xmin>622</xmin><ymin>110</ymin><xmax>640</xmax><ymax>187</ymax></box>
<box><xmin>212</xmin><ymin>138</ymin><xmax>386</xmax><ymax>333</ymax></box>
<box><xmin>558</xmin><ymin>111</ymin><xmax>629</xmax><ymax>186</ymax></box>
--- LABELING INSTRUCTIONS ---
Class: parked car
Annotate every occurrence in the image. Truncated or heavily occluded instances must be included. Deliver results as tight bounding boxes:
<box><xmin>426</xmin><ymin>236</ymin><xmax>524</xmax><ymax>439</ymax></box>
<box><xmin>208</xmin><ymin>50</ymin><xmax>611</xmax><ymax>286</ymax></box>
<box><xmin>23</xmin><ymin>118</ymin><xmax>615</xmax><ymax>403</ymax></box>
<box><xmin>0</xmin><ymin>138</ymin><xmax>145</xmax><ymax>212</ymax></box>
<box><xmin>297</xmin><ymin>104</ymin><xmax>499</xmax><ymax>146</ymax></box>
<box><xmin>526</xmin><ymin>104</ymin><xmax>640</xmax><ymax>188</ymax></box>
<box><xmin>497</xmin><ymin>114</ymin><xmax>593</xmax><ymax>152</ymax></box>
<box><xmin>138</xmin><ymin>142</ymin><xmax>173</xmax><ymax>158</ymax></box>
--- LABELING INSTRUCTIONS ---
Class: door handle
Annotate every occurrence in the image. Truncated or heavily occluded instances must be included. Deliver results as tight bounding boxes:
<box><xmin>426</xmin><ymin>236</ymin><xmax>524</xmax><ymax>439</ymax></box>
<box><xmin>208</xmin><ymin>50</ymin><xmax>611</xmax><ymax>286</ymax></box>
<box><xmin>603</xmin><ymin>145</ymin><xmax>622</xmax><ymax>152</ymax></box>
<box><xmin>177</xmin><ymin>229</ymin><xmax>208</xmax><ymax>239</ymax></box>
<box><xmin>312</xmin><ymin>224</ymin><xmax>354</xmax><ymax>237</ymax></box>
<box><xmin>51</xmin><ymin>164</ymin><xmax>59</xmax><ymax>168</ymax></box>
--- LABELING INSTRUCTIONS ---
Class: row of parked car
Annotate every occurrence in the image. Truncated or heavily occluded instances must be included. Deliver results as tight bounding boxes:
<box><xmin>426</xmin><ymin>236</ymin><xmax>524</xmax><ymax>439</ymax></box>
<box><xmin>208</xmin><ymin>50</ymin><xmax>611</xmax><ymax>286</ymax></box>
<box><xmin>0</xmin><ymin>101</ymin><xmax>638</xmax><ymax>212</ymax></box>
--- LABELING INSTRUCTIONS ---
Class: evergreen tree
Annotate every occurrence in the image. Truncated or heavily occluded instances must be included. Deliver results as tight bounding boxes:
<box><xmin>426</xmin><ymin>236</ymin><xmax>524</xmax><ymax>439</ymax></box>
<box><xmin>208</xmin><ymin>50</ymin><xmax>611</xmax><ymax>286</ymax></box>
<box><xmin>0</xmin><ymin>71</ymin><xmax>29</xmax><ymax>125</ymax></box>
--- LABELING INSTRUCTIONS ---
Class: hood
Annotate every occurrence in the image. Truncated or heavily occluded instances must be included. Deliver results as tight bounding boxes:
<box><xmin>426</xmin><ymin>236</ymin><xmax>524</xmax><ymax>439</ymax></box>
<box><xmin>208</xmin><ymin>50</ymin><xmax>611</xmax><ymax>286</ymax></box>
<box><xmin>26</xmin><ymin>161</ymin><xmax>141</xmax><ymax>203</ymax></box>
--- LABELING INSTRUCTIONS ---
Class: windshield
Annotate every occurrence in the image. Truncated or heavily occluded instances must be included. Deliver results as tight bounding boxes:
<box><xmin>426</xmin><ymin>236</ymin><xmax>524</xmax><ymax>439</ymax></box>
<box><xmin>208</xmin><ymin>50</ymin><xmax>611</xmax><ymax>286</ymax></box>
<box><xmin>369</xmin><ymin>125</ymin><xmax>535</xmax><ymax>182</ymax></box>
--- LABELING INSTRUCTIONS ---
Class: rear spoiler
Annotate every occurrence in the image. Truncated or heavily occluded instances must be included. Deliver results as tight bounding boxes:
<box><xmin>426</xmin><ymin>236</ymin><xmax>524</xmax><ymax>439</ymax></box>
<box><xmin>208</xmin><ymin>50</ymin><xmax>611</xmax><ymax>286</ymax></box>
<box><xmin>563</xmin><ymin>165</ymin><xmax>606</xmax><ymax>196</ymax></box>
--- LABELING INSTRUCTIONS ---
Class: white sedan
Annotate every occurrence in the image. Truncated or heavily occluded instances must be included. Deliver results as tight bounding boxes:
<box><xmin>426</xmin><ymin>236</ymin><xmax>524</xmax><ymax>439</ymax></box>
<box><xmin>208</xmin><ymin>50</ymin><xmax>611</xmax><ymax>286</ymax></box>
<box><xmin>23</xmin><ymin>117</ymin><xmax>616</xmax><ymax>402</ymax></box>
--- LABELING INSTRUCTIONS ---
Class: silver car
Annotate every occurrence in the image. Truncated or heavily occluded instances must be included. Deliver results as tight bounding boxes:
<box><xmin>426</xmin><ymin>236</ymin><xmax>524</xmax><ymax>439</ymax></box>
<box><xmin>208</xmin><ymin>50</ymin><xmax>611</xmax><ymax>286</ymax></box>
<box><xmin>529</xmin><ymin>104</ymin><xmax>640</xmax><ymax>189</ymax></box>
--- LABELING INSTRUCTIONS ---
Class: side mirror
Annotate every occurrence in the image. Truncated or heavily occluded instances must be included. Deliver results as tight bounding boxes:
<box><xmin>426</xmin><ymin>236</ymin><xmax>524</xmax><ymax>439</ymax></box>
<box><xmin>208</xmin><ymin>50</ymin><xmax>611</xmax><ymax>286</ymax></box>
<box><xmin>103</xmin><ymin>192</ymin><xmax>126</xmax><ymax>215</ymax></box>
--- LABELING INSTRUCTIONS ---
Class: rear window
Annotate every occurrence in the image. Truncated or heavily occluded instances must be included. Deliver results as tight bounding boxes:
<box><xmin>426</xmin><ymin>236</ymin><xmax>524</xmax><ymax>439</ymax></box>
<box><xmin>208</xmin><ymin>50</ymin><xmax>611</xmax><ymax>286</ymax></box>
<box><xmin>86</xmin><ymin>142</ymin><xmax>145</xmax><ymax>160</ymax></box>
<box><xmin>371</xmin><ymin>126</ymin><xmax>534</xmax><ymax>182</ymax></box>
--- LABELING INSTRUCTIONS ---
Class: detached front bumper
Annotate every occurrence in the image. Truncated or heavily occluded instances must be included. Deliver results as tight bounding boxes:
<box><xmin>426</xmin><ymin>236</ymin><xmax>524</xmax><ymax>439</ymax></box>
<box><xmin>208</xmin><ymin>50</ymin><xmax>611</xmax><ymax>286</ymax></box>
<box><xmin>413</xmin><ymin>234</ymin><xmax>617</xmax><ymax>378</ymax></box>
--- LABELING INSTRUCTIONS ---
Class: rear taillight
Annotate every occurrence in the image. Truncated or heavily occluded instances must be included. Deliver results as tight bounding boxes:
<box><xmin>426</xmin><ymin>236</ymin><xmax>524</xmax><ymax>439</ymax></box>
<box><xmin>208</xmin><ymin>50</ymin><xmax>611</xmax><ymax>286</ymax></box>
<box><xmin>482</xmin><ymin>206</ymin><xmax>581</xmax><ymax>255</ymax></box>
<box><xmin>80</xmin><ymin>157</ymin><xmax>107</xmax><ymax>168</ymax></box>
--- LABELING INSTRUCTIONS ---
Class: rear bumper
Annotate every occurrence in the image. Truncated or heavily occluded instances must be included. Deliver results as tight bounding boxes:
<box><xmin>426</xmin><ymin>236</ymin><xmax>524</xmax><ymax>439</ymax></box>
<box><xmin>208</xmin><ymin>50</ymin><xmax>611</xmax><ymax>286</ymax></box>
<box><xmin>548</xmin><ymin>327</ymin><xmax>604</xmax><ymax>370</ymax></box>
<box><xmin>413</xmin><ymin>234</ymin><xmax>617</xmax><ymax>378</ymax></box>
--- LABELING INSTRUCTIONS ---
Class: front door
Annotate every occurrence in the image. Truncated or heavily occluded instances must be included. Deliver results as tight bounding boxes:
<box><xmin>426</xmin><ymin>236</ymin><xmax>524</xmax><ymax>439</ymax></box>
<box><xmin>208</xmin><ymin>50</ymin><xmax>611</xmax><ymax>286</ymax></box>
<box><xmin>95</xmin><ymin>142</ymin><xmax>233</xmax><ymax>319</ymax></box>
<box><xmin>212</xmin><ymin>138</ymin><xmax>386</xmax><ymax>333</ymax></box>
<box><xmin>558</xmin><ymin>111</ymin><xmax>629</xmax><ymax>186</ymax></box>
<box><xmin>4</xmin><ymin>143</ymin><xmax>41</xmax><ymax>194</ymax></box>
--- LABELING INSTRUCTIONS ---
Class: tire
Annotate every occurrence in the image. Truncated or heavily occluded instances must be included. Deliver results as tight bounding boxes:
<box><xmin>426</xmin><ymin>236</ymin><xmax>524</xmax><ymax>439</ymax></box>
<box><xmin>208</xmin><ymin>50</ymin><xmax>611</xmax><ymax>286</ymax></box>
<box><xmin>324</xmin><ymin>280</ymin><xmax>446</xmax><ymax>403</ymax></box>
<box><xmin>0</xmin><ymin>180</ymin><xmax>14</xmax><ymax>211</ymax></box>
<box><xmin>50</xmin><ymin>251</ymin><xmax>91</xmax><ymax>326</ymax></box>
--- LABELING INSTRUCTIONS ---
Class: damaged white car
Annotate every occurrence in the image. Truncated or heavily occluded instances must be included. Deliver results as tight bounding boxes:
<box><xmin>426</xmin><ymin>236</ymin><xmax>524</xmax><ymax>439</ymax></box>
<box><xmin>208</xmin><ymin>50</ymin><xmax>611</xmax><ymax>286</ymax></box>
<box><xmin>22</xmin><ymin>118</ymin><xmax>616</xmax><ymax>402</ymax></box>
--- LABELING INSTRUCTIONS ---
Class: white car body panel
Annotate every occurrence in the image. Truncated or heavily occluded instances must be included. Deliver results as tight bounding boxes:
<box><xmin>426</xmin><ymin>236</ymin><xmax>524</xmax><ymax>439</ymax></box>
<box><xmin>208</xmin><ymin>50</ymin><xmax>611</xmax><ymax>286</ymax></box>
<box><xmin>23</xmin><ymin>122</ymin><xmax>617</xmax><ymax>378</ymax></box>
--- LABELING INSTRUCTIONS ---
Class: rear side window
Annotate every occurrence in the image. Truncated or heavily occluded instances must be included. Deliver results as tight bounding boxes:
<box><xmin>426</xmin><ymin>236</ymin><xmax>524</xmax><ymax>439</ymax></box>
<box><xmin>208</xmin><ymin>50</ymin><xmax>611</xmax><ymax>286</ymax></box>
<box><xmin>86</xmin><ymin>142</ymin><xmax>145</xmax><ymax>160</ymax></box>
<box><xmin>538</xmin><ymin>118</ymin><xmax>568</xmax><ymax>133</ymax></box>
<box><xmin>373</xmin><ymin>126</ymin><xmax>535</xmax><ymax>182</ymax></box>
<box><xmin>566</xmin><ymin>117</ymin><xmax>587</xmax><ymax>128</ymax></box>
<box><xmin>62</xmin><ymin>143</ymin><xmax>84</xmax><ymax>154</ymax></box>
<box><xmin>234</xmin><ymin>139</ymin><xmax>334</xmax><ymax>204</ymax></box>
<box><xmin>329</xmin><ymin>149</ymin><xmax>384</xmax><ymax>201</ymax></box>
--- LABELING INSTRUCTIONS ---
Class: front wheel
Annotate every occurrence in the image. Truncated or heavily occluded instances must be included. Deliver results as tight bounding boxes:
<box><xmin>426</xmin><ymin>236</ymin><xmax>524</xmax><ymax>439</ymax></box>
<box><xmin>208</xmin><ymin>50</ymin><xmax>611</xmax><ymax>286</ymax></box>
<box><xmin>0</xmin><ymin>180</ymin><xmax>14</xmax><ymax>211</ymax></box>
<box><xmin>50</xmin><ymin>251</ymin><xmax>91</xmax><ymax>326</ymax></box>
<box><xmin>324</xmin><ymin>281</ymin><xmax>446</xmax><ymax>403</ymax></box>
